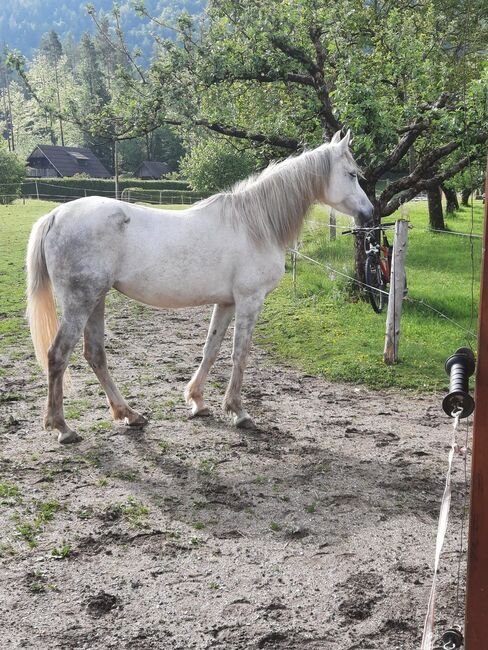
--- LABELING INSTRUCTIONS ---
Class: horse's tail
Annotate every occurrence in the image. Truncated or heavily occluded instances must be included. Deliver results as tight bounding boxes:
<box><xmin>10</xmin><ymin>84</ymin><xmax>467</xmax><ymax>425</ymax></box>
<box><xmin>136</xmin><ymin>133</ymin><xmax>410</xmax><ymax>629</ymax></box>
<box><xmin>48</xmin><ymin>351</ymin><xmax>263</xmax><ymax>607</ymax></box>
<box><xmin>26</xmin><ymin>211</ymin><xmax>59</xmax><ymax>373</ymax></box>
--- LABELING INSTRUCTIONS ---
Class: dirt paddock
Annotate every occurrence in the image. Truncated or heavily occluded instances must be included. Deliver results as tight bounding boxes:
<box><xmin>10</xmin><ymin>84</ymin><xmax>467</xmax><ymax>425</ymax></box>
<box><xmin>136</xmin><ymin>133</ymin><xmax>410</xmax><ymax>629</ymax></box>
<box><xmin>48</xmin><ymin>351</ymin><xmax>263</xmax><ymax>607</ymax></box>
<box><xmin>0</xmin><ymin>294</ymin><xmax>467</xmax><ymax>649</ymax></box>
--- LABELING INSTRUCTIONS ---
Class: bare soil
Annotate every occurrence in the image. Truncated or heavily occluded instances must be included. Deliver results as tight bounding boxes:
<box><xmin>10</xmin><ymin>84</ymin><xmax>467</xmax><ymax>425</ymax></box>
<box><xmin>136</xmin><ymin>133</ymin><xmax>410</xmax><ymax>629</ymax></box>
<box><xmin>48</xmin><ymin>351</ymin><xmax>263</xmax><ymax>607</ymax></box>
<box><xmin>0</xmin><ymin>293</ymin><xmax>467</xmax><ymax>649</ymax></box>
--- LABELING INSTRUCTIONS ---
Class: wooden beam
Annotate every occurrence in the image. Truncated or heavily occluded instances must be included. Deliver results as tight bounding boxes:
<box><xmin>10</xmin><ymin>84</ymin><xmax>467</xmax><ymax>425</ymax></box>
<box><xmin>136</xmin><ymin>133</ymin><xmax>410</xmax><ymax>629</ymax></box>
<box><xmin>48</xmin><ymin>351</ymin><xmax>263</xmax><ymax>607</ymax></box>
<box><xmin>465</xmin><ymin>161</ymin><xmax>488</xmax><ymax>649</ymax></box>
<box><xmin>384</xmin><ymin>219</ymin><xmax>408</xmax><ymax>364</ymax></box>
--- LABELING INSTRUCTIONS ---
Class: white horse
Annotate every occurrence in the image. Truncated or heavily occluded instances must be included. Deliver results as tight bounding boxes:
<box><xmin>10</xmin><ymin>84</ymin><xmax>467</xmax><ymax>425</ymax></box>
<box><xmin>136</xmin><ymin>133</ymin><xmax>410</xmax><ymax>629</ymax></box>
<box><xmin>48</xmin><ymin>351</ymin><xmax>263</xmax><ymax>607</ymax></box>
<box><xmin>26</xmin><ymin>130</ymin><xmax>373</xmax><ymax>444</ymax></box>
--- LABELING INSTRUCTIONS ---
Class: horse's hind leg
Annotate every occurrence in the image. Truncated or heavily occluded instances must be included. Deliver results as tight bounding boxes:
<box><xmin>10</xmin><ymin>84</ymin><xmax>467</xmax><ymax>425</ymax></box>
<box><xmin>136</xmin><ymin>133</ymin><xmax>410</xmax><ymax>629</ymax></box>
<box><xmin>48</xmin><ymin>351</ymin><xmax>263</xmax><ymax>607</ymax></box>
<box><xmin>185</xmin><ymin>303</ymin><xmax>235</xmax><ymax>416</ymax></box>
<box><xmin>83</xmin><ymin>298</ymin><xmax>147</xmax><ymax>427</ymax></box>
<box><xmin>45</xmin><ymin>317</ymin><xmax>88</xmax><ymax>444</ymax></box>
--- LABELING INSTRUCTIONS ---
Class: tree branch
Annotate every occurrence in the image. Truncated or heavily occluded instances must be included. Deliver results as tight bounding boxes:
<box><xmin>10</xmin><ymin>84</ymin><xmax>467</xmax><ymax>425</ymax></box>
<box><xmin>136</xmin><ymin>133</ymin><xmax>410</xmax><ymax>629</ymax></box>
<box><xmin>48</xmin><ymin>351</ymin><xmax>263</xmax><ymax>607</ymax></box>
<box><xmin>164</xmin><ymin>118</ymin><xmax>300</xmax><ymax>150</ymax></box>
<box><xmin>364</xmin><ymin>92</ymin><xmax>451</xmax><ymax>182</ymax></box>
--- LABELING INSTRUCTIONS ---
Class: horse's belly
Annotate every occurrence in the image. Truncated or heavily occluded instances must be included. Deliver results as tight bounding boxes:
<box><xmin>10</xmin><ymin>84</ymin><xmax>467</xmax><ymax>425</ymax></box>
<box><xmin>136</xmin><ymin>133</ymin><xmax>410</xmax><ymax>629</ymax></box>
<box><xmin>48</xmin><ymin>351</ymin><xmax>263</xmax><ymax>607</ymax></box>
<box><xmin>113</xmin><ymin>277</ymin><xmax>234</xmax><ymax>309</ymax></box>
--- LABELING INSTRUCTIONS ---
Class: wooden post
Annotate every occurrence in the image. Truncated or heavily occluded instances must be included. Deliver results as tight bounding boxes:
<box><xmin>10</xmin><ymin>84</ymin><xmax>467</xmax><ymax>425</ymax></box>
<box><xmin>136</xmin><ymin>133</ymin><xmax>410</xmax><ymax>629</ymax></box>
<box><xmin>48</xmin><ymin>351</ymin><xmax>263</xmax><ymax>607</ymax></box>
<box><xmin>465</xmin><ymin>162</ymin><xmax>488</xmax><ymax>649</ymax></box>
<box><xmin>383</xmin><ymin>219</ymin><xmax>408</xmax><ymax>364</ymax></box>
<box><xmin>114</xmin><ymin>139</ymin><xmax>119</xmax><ymax>200</ymax></box>
<box><xmin>34</xmin><ymin>179</ymin><xmax>39</xmax><ymax>201</ymax></box>
<box><xmin>292</xmin><ymin>245</ymin><xmax>297</xmax><ymax>296</ymax></box>
<box><xmin>329</xmin><ymin>208</ymin><xmax>337</xmax><ymax>241</ymax></box>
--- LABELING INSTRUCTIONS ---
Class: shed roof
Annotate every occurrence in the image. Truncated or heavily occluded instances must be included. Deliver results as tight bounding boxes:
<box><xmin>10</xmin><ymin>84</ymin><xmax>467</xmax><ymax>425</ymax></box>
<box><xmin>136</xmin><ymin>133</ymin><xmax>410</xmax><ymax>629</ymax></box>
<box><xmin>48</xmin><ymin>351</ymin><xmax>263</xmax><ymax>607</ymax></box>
<box><xmin>136</xmin><ymin>161</ymin><xmax>169</xmax><ymax>179</ymax></box>
<box><xmin>27</xmin><ymin>145</ymin><xmax>111</xmax><ymax>178</ymax></box>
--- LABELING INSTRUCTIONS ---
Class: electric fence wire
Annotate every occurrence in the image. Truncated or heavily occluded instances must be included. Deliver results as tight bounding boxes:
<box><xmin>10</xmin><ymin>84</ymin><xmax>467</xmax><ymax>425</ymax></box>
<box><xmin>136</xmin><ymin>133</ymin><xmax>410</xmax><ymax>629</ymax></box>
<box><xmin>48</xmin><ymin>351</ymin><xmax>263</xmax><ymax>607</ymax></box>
<box><xmin>287</xmin><ymin>247</ymin><xmax>477</xmax><ymax>338</ymax></box>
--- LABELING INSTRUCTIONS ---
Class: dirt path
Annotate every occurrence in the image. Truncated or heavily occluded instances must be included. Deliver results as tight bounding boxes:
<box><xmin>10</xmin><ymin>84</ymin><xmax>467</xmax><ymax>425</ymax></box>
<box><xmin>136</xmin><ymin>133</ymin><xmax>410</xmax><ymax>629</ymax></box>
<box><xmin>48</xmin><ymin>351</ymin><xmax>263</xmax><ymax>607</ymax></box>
<box><xmin>0</xmin><ymin>293</ymin><xmax>467</xmax><ymax>649</ymax></box>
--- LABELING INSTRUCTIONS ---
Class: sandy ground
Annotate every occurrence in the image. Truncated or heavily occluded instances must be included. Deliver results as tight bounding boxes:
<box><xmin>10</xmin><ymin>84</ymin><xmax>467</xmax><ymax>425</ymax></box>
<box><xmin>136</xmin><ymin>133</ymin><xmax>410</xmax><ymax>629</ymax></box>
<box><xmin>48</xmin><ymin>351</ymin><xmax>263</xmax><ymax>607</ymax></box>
<box><xmin>0</xmin><ymin>293</ymin><xmax>468</xmax><ymax>649</ymax></box>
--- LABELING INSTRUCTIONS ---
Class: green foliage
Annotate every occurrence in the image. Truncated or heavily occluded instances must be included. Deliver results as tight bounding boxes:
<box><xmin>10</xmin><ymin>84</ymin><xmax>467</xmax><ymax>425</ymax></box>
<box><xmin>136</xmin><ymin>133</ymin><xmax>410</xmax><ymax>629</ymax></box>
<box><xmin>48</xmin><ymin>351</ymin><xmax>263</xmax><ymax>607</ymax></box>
<box><xmin>0</xmin><ymin>148</ymin><xmax>26</xmax><ymax>204</ymax></box>
<box><xmin>179</xmin><ymin>139</ymin><xmax>257</xmax><ymax>193</ymax></box>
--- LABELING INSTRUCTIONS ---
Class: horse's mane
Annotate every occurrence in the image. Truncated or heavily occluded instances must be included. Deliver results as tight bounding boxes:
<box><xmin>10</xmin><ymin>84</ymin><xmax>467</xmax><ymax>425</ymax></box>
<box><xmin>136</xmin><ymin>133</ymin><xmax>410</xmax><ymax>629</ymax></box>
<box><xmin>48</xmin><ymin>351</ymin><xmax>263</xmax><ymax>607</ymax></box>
<box><xmin>193</xmin><ymin>144</ymin><xmax>336</xmax><ymax>247</ymax></box>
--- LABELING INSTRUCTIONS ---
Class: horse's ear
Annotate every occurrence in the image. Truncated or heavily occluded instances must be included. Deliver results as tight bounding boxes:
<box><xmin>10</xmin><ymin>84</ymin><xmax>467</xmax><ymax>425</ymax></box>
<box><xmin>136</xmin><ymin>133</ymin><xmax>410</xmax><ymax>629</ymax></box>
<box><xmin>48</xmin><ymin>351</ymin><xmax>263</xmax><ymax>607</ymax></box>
<box><xmin>338</xmin><ymin>129</ymin><xmax>352</xmax><ymax>151</ymax></box>
<box><xmin>331</xmin><ymin>130</ymin><xmax>342</xmax><ymax>144</ymax></box>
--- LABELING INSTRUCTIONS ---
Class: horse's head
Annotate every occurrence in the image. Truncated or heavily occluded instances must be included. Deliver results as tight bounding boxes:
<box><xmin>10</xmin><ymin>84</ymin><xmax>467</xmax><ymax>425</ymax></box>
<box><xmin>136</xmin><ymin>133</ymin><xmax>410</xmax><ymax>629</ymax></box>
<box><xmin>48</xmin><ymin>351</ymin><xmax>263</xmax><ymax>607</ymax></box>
<box><xmin>325</xmin><ymin>130</ymin><xmax>374</xmax><ymax>226</ymax></box>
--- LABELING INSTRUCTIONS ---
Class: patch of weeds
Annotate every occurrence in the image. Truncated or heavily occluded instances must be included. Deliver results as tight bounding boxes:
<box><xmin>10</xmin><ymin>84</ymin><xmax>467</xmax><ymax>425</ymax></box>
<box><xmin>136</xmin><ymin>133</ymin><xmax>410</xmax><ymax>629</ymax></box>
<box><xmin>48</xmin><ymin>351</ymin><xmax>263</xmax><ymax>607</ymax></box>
<box><xmin>190</xmin><ymin>536</ymin><xmax>206</xmax><ymax>546</ymax></box>
<box><xmin>198</xmin><ymin>459</ymin><xmax>218</xmax><ymax>477</ymax></box>
<box><xmin>192</xmin><ymin>521</ymin><xmax>206</xmax><ymax>530</ymax></box>
<box><xmin>35</xmin><ymin>499</ymin><xmax>62</xmax><ymax>524</ymax></box>
<box><xmin>64</xmin><ymin>399</ymin><xmax>90</xmax><ymax>420</ymax></box>
<box><xmin>0</xmin><ymin>482</ymin><xmax>20</xmax><ymax>499</ymax></box>
<box><xmin>270</xmin><ymin>521</ymin><xmax>282</xmax><ymax>532</ymax></box>
<box><xmin>25</xmin><ymin>569</ymin><xmax>59</xmax><ymax>594</ymax></box>
<box><xmin>13</xmin><ymin>499</ymin><xmax>62</xmax><ymax>548</ymax></box>
<box><xmin>209</xmin><ymin>581</ymin><xmax>220</xmax><ymax>590</ymax></box>
<box><xmin>165</xmin><ymin>529</ymin><xmax>181</xmax><ymax>540</ymax></box>
<box><xmin>305</xmin><ymin>502</ymin><xmax>317</xmax><ymax>514</ymax></box>
<box><xmin>254</xmin><ymin>475</ymin><xmax>266</xmax><ymax>486</ymax></box>
<box><xmin>152</xmin><ymin>401</ymin><xmax>178</xmax><ymax>422</ymax></box>
<box><xmin>40</xmin><ymin>469</ymin><xmax>55</xmax><ymax>483</ymax></box>
<box><xmin>0</xmin><ymin>542</ymin><xmax>17</xmax><ymax>557</ymax></box>
<box><xmin>192</xmin><ymin>500</ymin><xmax>207</xmax><ymax>510</ymax></box>
<box><xmin>89</xmin><ymin>420</ymin><xmax>113</xmax><ymax>433</ymax></box>
<box><xmin>77</xmin><ymin>507</ymin><xmax>94</xmax><ymax>520</ymax></box>
<box><xmin>0</xmin><ymin>391</ymin><xmax>21</xmax><ymax>403</ymax></box>
<box><xmin>110</xmin><ymin>468</ymin><xmax>139</xmax><ymax>482</ymax></box>
<box><xmin>102</xmin><ymin>497</ymin><xmax>149</xmax><ymax>528</ymax></box>
<box><xmin>272</xmin><ymin>481</ymin><xmax>283</xmax><ymax>493</ymax></box>
<box><xmin>76</xmin><ymin>450</ymin><xmax>102</xmax><ymax>468</ymax></box>
<box><xmin>97</xmin><ymin>477</ymin><xmax>109</xmax><ymax>487</ymax></box>
<box><xmin>15</xmin><ymin>521</ymin><xmax>37</xmax><ymax>548</ymax></box>
<box><xmin>157</xmin><ymin>440</ymin><xmax>171</xmax><ymax>452</ymax></box>
<box><xmin>51</xmin><ymin>543</ymin><xmax>72</xmax><ymax>559</ymax></box>
<box><xmin>315</xmin><ymin>461</ymin><xmax>331</xmax><ymax>475</ymax></box>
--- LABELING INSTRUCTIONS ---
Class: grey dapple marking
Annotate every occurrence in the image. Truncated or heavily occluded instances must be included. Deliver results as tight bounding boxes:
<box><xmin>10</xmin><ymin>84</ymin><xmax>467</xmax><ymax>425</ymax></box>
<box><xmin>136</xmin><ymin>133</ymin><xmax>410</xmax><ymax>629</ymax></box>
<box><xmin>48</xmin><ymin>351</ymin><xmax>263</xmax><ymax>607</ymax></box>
<box><xmin>26</xmin><ymin>131</ymin><xmax>373</xmax><ymax>443</ymax></box>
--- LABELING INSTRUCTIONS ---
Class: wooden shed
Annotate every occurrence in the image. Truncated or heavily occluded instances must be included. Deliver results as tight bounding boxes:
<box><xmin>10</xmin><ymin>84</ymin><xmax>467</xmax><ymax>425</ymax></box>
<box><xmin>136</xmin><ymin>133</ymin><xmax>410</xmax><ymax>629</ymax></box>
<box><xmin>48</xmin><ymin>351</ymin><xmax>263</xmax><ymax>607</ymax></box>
<box><xmin>26</xmin><ymin>145</ymin><xmax>111</xmax><ymax>178</ymax></box>
<box><xmin>135</xmin><ymin>161</ymin><xmax>169</xmax><ymax>180</ymax></box>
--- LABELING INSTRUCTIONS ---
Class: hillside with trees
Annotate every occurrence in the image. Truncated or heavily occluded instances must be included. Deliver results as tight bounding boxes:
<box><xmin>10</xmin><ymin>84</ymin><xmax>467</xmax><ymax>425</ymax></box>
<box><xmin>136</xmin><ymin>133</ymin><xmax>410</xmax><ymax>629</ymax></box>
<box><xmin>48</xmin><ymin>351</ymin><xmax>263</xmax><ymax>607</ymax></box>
<box><xmin>0</xmin><ymin>0</ymin><xmax>204</xmax><ymax>60</ymax></box>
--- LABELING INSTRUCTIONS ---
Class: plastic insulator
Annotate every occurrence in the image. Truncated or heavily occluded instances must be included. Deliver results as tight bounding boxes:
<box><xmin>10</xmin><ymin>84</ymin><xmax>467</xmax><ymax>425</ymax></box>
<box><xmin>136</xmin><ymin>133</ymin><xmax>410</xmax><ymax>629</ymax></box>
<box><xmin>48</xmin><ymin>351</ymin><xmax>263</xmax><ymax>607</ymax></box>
<box><xmin>442</xmin><ymin>347</ymin><xmax>475</xmax><ymax>418</ymax></box>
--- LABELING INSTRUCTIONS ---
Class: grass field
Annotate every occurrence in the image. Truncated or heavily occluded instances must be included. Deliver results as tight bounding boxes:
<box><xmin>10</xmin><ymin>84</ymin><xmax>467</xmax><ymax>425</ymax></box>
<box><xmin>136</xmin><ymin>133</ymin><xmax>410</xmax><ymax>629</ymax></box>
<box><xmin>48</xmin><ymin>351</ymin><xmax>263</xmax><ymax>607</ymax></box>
<box><xmin>0</xmin><ymin>198</ymin><xmax>483</xmax><ymax>392</ymax></box>
<box><xmin>257</xmin><ymin>200</ymin><xmax>483</xmax><ymax>390</ymax></box>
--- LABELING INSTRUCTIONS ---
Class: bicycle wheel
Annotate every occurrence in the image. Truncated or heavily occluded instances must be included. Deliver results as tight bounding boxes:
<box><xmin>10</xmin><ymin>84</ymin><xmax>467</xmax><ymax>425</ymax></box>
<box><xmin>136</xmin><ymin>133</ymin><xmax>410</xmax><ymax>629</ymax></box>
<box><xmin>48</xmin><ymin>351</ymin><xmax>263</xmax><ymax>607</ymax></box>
<box><xmin>365</xmin><ymin>256</ymin><xmax>386</xmax><ymax>313</ymax></box>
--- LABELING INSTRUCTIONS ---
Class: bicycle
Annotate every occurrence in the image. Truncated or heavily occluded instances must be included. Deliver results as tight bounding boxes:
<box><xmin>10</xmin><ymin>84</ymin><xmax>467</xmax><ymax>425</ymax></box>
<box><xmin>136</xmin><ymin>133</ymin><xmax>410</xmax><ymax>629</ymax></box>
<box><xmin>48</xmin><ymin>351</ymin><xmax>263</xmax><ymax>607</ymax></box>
<box><xmin>342</xmin><ymin>223</ymin><xmax>397</xmax><ymax>314</ymax></box>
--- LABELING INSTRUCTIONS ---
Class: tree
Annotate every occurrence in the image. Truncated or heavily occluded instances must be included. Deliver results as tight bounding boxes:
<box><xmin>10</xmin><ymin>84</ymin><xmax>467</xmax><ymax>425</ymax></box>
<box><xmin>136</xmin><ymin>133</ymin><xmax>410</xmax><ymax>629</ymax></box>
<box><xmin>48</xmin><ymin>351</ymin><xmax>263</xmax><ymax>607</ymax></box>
<box><xmin>39</xmin><ymin>31</ymin><xmax>63</xmax><ymax>65</ymax></box>
<box><xmin>0</xmin><ymin>146</ymin><xmax>25</xmax><ymax>204</ymax></box>
<box><xmin>138</xmin><ymin>0</ymin><xmax>486</xmax><ymax>276</ymax></box>
<box><xmin>179</xmin><ymin>138</ymin><xmax>257</xmax><ymax>192</ymax></box>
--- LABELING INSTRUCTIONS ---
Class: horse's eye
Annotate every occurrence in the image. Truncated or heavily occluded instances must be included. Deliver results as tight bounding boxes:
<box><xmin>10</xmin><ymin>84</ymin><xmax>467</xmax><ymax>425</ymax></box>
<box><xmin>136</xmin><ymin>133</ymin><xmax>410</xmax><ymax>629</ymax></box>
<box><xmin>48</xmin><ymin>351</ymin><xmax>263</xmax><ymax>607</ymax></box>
<box><xmin>349</xmin><ymin>172</ymin><xmax>357</xmax><ymax>179</ymax></box>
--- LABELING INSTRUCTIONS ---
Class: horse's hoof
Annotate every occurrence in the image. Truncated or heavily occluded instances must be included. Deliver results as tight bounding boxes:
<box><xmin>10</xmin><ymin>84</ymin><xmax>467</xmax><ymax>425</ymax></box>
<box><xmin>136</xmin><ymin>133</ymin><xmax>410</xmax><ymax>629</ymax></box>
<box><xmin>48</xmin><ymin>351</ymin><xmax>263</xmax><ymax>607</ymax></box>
<box><xmin>124</xmin><ymin>412</ymin><xmax>148</xmax><ymax>427</ymax></box>
<box><xmin>234</xmin><ymin>414</ymin><xmax>255</xmax><ymax>429</ymax></box>
<box><xmin>58</xmin><ymin>430</ymin><xmax>82</xmax><ymax>444</ymax></box>
<box><xmin>190</xmin><ymin>406</ymin><xmax>211</xmax><ymax>419</ymax></box>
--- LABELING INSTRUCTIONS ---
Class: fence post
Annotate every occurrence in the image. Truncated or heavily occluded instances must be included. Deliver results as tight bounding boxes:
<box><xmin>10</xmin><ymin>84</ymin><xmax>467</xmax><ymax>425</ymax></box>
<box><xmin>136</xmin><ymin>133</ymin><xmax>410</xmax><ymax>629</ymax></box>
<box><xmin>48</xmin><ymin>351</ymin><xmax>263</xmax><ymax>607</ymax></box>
<box><xmin>465</xmin><ymin>160</ymin><xmax>488</xmax><ymax>649</ymax></box>
<box><xmin>159</xmin><ymin>190</ymin><xmax>162</xmax><ymax>205</ymax></box>
<box><xmin>329</xmin><ymin>208</ymin><xmax>336</xmax><ymax>241</ymax></box>
<box><xmin>292</xmin><ymin>240</ymin><xmax>298</xmax><ymax>296</ymax></box>
<box><xmin>35</xmin><ymin>179</ymin><xmax>39</xmax><ymax>201</ymax></box>
<box><xmin>383</xmin><ymin>219</ymin><xmax>408</xmax><ymax>364</ymax></box>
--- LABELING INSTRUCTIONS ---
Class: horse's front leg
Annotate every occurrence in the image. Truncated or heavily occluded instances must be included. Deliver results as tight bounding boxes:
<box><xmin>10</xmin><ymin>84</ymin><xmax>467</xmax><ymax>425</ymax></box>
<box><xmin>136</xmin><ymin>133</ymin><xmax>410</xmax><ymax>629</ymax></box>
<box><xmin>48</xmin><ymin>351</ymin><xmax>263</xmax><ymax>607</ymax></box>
<box><xmin>185</xmin><ymin>303</ymin><xmax>235</xmax><ymax>416</ymax></box>
<box><xmin>223</xmin><ymin>296</ymin><xmax>264</xmax><ymax>428</ymax></box>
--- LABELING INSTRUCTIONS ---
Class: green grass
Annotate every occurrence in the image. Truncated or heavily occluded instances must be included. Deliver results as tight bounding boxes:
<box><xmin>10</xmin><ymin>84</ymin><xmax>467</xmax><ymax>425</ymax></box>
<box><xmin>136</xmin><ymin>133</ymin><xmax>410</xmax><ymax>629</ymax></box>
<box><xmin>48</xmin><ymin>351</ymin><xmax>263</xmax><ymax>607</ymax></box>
<box><xmin>257</xmin><ymin>201</ymin><xmax>483</xmax><ymax>390</ymax></box>
<box><xmin>0</xmin><ymin>198</ymin><xmax>483</xmax><ymax>392</ymax></box>
<box><xmin>0</xmin><ymin>200</ymin><xmax>59</xmax><ymax>351</ymax></box>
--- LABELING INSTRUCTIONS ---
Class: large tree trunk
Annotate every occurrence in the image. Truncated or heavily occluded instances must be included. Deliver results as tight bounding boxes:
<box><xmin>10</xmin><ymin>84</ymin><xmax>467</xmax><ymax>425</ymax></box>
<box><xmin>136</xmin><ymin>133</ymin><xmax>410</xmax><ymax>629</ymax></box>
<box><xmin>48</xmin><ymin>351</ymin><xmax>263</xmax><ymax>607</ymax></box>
<box><xmin>427</xmin><ymin>186</ymin><xmax>445</xmax><ymax>230</ymax></box>
<box><xmin>353</xmin><ymin>184</ymin><xmax>377</xmax><ymax>288</ymax></box>
<box><xmin>462</xmin><ymin>188</ymin><xmax>472</xmax><ymax>206</ymax></box>
<box><xmin>441</xmin><ymin>184</ymin><xmax>459</xmax><ymax>213</ymax></box>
